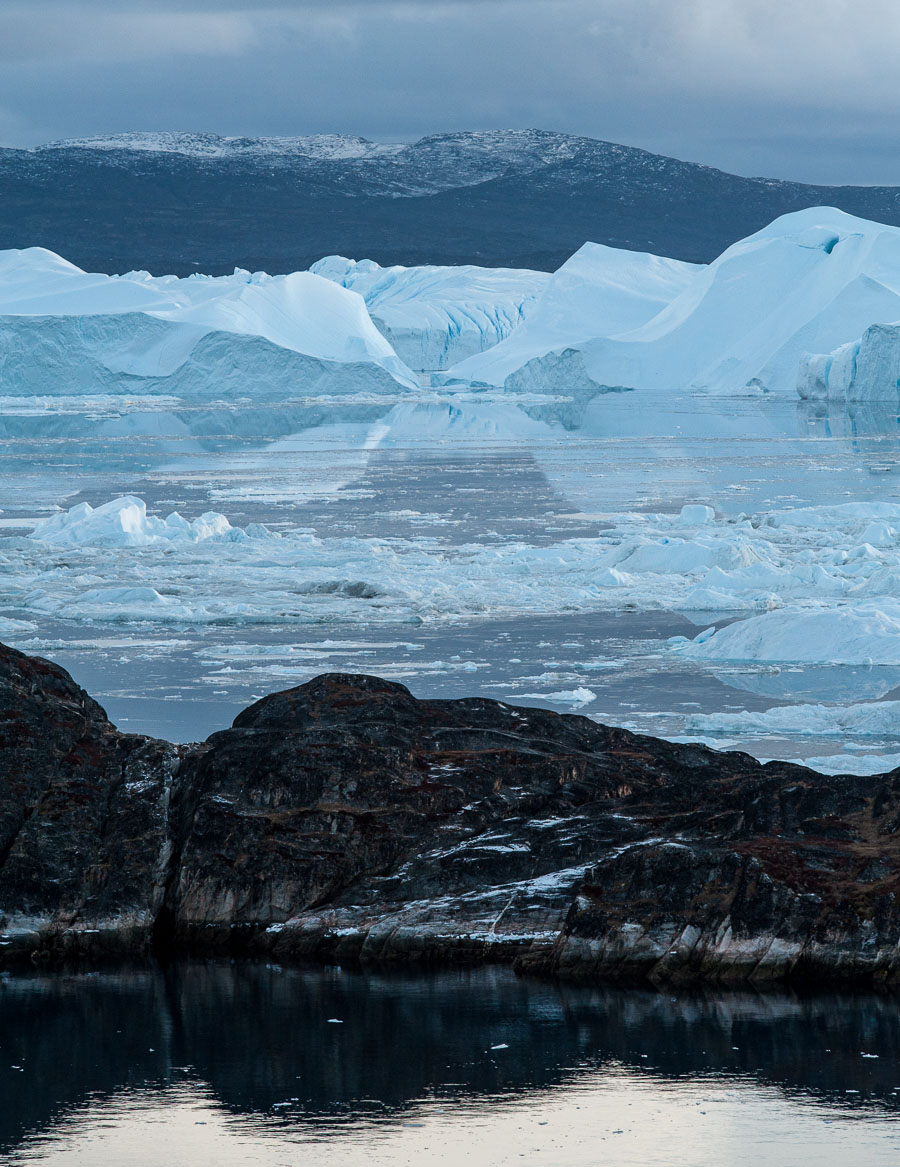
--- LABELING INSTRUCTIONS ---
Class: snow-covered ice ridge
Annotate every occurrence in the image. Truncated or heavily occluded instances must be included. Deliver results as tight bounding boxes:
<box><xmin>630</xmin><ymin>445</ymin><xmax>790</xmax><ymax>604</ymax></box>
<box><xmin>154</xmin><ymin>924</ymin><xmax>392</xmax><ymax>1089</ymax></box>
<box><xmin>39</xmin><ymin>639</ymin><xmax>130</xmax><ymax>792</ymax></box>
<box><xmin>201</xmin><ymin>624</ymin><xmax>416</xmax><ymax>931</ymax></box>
<box><xmin>0</xmin><ymin>245</ymin><xmax>544</xmax><ymax>394</ymax></box>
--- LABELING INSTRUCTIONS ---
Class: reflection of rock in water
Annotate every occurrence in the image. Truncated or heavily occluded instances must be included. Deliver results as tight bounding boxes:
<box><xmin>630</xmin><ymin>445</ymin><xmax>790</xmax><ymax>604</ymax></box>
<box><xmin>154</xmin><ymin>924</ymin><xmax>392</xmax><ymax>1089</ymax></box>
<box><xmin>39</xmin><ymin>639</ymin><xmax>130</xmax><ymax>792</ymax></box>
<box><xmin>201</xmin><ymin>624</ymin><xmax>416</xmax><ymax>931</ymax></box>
<box><xmin>2</xmin><ymin>962</ymin><xmax>900</xmax><ymax>1155</ymax></box>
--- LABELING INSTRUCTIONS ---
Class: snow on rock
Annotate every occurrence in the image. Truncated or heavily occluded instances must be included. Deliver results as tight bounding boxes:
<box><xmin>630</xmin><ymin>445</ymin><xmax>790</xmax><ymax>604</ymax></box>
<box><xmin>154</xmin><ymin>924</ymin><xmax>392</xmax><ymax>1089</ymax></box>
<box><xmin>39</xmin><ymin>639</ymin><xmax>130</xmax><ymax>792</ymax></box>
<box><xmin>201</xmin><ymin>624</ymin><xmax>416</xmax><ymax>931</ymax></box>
<box><xmin>36</xmin><ymin>132</ymin><xmax>405</xmax><ymax>161</ymax></box>
<box><xmin>448</xmin><ymin>242</ymin><xmax>700</xmax><ymax>387</ymax></box>
<box><xmin>451</xmin><ymin>208</ymin><xmax>900</xmax><ymax>400</ymax></box>
<box><xmin>0</xmin><ymin>248</ymin><xmax>418</xmax><ymax>400</ymax></box>
<box><xmin>310</xmin><ymin>256</ymin><xmax>549</xmax><ymax>371</ymax></box>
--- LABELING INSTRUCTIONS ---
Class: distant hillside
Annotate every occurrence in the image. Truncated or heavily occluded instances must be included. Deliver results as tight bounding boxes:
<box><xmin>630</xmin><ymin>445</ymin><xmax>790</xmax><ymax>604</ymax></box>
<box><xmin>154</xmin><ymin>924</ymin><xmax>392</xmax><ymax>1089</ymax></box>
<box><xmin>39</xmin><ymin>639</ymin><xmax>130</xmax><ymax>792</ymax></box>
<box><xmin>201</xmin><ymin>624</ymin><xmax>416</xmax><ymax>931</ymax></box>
<box><xmin>3</xmin><ymin>129</ymin><xmax>900</xmax><ymax>273</ymax></box>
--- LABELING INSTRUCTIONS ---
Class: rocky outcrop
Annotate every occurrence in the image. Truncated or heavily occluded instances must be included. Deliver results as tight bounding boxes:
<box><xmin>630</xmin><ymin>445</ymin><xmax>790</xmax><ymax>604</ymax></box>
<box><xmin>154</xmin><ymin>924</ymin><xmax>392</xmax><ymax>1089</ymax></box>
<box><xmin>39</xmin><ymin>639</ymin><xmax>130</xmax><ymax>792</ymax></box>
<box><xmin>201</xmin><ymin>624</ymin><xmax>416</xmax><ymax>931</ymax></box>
<box><xmin>3</xmin><ymin>641</ymin><xmax>900</xmax><ymax>985</ymax></box>
<box><xmin>0</xmin><ymin>643</ymin><xmax>181</xmax><ymax>962</ymax></box>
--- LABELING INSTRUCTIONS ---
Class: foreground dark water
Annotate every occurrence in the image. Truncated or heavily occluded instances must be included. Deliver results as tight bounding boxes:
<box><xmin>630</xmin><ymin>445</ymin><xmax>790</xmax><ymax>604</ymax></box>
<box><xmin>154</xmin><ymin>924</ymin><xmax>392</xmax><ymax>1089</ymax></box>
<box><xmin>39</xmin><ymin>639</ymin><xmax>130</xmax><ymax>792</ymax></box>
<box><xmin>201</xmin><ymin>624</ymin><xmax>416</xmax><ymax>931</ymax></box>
<box><xmin>1</xmin><ymin>962</ymin><xmax>899</xmax><ymax>1164</ymax></box>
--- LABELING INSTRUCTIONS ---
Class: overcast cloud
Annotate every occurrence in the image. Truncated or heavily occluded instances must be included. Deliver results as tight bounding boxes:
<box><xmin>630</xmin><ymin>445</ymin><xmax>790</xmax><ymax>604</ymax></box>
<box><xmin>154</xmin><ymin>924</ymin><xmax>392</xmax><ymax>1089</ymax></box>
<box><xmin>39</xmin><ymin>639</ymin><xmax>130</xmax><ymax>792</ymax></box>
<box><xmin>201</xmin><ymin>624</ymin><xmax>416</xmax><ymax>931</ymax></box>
<box><xmin>2</xmin><ymin>1</ymin><xmax>900</xmax><ymax>183</ymax></box>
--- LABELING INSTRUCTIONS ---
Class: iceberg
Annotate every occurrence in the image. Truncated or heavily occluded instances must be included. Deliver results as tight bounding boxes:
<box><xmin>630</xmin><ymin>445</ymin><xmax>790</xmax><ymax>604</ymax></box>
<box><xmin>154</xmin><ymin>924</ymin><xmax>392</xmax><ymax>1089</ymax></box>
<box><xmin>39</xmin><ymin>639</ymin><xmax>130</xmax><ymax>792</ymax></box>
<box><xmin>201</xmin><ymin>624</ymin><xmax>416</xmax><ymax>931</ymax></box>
<box><xmin>451</xmin><ymin>208</ymin><xmax>900</xmax><ymax>400</ymax></box>
<box><xmin>673</xmin><ymin>603</ymin><xmax>900</xmax><ymax>666</ymax></box>
<box><xmin>0</xmin><ymin>248</ymin><xmax>418</xmax><ymax>401</ymax></box>
<box><xmin>799</xmin><ymin>322</ymin><xmax>900</xmax><ymax>403</ymax></box>
<box><xmin>448</xmin><ymin>241</ymin><xmax>700</xmax><ymax>387</ymax></box>
<box><xmin>684</xmin><ymin>699</ymin><xmax>900</xmax><ymax>738</ymax></box>
<box><xmin>29</xmin><ymin>496</ymin><xmax>237</xmax><ymax>548</ymax></box>
<box><xmin>310</xmin><ymin>256</ymin><xmax>549</xmax><ymax>371</ymax></box>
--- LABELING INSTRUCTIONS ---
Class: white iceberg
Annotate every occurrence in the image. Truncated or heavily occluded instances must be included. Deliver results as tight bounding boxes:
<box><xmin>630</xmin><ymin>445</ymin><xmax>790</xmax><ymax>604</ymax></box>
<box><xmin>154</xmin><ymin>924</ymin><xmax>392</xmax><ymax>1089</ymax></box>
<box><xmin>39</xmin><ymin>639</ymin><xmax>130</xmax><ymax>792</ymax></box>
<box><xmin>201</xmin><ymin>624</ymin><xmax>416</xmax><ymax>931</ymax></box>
<box><xmin>310</xmin><ymin>256</ymin><xmax>549</xmax><ymax>371</ymax></box>
<box><xmin>784</xmin><ymin>752</ymin><xmax>900</xmax><ymax>776</ymax></box>
<box><xmin>451</xmin><ymin>208</ymin><xmax>900</xmax><ymax>400</ymax></box>
<box><xmin>29</xmin><ymin>496</ymin><xmax>236</xmax><ymax>548</ymax></box>
<box><xmin>516</xmin><ymin>687</ymin><xmax>598</xmax><ymax>707</ymax></box>
<box><xmin>673</xmin><ymin>603</ymin><xmax>900</xmax><ymax>665</ymax></box>
<box><xmin>684</xmin><ymin>699</ymin><xmax>900</xmax><ymax>738</ymax></box>
<box><xmin>448</xmin><ymin>241</ymin><xmax>700</xmax><ymax>388</ymax></box>
<box><xmin>0</xmin><ymin>247</ymin><xmax>418</xmax><ymax>401</ymax></box>
<box><xmin>799</xmin><ymin>322</ymin><xmax>900</xmax><ymax>403</ymax></box>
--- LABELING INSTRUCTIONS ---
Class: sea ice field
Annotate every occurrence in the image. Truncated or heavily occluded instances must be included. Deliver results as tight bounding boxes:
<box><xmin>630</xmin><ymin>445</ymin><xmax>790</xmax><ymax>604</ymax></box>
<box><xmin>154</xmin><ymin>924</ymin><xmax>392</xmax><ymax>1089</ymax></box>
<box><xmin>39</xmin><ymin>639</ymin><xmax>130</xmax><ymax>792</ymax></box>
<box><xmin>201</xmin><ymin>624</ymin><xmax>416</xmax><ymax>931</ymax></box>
<box><xmin>6</xmin><ymin>207</ymin><xmax>900</xmax><ymax>771</ymax></box>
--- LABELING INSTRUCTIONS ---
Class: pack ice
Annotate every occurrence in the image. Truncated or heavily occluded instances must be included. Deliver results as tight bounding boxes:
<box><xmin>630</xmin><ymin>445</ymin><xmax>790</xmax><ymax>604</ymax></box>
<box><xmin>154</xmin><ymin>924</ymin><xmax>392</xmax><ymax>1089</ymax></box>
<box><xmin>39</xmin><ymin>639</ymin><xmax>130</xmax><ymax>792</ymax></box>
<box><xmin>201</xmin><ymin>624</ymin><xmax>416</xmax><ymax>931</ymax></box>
<box><xmin>310</xmin><ymin>256</ymin><xmax>549</xmax><ymax>371</ymax></box>
<box><xmin>14</xmin><ymin>493</ymin><xmax>900</xmax><ymax>650</ymax></box>
<box><xmin>449</xmin><ymin>207</ymin><xmax>900</xmax><ymax>399</ymax></box>
<box><xmin>0</xmin><ymin>247</ymin><xmax>417</xmax><ymax>400</ymax></box>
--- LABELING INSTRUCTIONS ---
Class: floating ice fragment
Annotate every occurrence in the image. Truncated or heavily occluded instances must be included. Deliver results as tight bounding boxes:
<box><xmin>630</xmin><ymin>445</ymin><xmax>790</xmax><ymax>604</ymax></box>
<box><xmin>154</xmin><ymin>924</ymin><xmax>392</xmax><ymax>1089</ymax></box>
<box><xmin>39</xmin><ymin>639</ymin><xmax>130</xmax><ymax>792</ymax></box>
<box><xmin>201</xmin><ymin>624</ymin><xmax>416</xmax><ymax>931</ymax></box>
<box><xmin>516</xmin><ymin>687</ymin><xmax>597</xmax><ymax>708</ymax></box>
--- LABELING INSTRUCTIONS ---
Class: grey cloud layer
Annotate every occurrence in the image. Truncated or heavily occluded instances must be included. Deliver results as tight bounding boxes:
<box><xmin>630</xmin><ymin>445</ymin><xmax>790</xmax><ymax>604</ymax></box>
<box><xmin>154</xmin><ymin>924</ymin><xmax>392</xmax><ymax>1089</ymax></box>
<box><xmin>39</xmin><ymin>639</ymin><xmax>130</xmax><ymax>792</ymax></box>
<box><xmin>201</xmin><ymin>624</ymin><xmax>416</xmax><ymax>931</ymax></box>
<box><xmin>2</xmin><ymin>1</ymin><xmax>900</xmax><ymax>183</ymax></box>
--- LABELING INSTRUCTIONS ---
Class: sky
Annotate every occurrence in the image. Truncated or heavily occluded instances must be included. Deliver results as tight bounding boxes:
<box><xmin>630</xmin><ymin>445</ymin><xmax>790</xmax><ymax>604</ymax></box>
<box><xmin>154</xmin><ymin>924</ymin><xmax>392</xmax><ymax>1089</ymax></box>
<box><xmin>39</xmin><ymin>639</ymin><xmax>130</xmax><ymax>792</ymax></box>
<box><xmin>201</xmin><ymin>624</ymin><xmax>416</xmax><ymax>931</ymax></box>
<box><xmin>2</xmin><ymin>0</ymin><xmax>900</xmax><ymax>185</ymax></box>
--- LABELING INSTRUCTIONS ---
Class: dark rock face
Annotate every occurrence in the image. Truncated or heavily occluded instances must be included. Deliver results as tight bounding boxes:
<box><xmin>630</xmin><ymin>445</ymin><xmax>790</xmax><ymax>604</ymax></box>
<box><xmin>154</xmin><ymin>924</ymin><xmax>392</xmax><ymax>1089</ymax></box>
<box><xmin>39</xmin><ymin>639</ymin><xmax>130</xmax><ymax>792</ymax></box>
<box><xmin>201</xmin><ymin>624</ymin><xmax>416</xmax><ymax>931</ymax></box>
<box><xmin>3</xmin><ymin>642</ymin><xmax>900</xmax><ymax>986</ymax></box>
<box><xmin>0</xmin><ymin>643</ymin><xmax>181</xmax><ymax>962</ymax></box>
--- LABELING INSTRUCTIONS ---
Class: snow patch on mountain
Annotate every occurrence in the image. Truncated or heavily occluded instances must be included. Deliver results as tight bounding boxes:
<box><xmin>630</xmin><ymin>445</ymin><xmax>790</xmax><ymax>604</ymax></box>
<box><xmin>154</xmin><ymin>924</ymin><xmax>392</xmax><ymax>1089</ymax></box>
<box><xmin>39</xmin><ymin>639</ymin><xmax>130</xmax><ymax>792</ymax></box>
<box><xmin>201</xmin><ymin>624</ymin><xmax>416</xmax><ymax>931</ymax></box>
<box><xmin>36</xmin><ymin>132</ymin><xmax>405</xmax><ymax>161</ymax></box>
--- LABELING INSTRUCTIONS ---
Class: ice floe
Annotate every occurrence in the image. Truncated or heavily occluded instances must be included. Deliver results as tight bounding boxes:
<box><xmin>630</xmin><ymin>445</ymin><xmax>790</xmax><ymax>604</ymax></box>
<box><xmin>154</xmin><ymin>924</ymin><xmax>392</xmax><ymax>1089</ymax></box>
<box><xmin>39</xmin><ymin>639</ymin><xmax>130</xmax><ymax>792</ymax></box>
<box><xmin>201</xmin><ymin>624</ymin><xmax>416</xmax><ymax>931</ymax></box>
<box><xmin>30</xmin><ymin>496</ymin><xmax>240</xmax><ymax>548</ymax></box>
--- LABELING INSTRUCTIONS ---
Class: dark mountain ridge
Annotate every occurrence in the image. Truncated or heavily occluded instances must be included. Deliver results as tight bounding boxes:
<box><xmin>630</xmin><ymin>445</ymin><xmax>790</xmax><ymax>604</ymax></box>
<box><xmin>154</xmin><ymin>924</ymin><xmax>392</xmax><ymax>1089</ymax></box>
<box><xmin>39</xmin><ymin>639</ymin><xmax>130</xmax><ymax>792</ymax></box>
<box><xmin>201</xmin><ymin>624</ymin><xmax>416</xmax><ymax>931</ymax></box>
<box><xmin>4</xmin><ymin>129</ymin><xmax>900</xmax><ymax>274</ymax></box>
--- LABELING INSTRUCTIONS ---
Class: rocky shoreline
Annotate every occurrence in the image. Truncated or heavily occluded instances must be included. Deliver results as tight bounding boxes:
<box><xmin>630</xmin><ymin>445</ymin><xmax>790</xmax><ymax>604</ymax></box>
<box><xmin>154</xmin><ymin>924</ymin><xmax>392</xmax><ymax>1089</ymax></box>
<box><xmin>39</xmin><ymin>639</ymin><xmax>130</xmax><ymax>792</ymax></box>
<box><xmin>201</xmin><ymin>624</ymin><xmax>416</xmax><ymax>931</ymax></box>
<box><xmin>3</xmin><ymin>641</ymin><xmax>900</xmax><ymax>986</ymax></box>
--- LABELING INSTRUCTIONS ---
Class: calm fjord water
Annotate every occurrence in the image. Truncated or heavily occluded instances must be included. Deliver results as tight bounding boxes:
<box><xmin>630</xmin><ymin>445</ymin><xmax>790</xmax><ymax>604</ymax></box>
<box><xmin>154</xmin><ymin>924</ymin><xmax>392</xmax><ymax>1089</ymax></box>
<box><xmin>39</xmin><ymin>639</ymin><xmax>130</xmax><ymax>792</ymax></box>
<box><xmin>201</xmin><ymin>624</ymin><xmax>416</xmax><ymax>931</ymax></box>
<box><xmin>2</xmin><ymin>962</ymin><xmax>899</xmax><ymax>1166</ymax></box>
